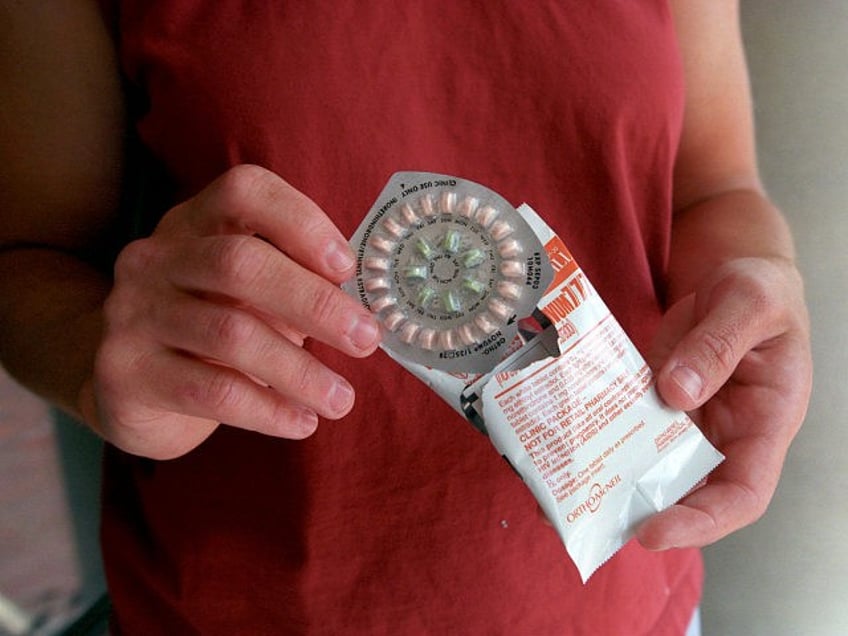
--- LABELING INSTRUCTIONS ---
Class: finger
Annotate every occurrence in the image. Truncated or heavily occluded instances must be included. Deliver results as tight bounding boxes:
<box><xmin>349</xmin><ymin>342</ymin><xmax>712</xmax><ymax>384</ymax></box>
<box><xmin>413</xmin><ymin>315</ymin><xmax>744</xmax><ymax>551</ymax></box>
<box><xmin>160</xmin><ymin>234</ymin><xmax>380</xmax><ymax>357</ymax></box>
<box><xmin>636</xmin><ymin>481</ymin><xmax>755</xmax><ymax>550</ymax></box>
<box><xmin>645</xmin><ymin>293</ymin><xmax>695</xmax><ymax>372</ymax></box>
<box><xmin>150</xmin><ymin>294</ymin><xmax>356</xmax><ymax>419</ymax></box>
<box><xmin>637</xmin><ymin>477</ymin><xmax>767</xmax><ymax>550</ymax></box>
<box><xmin>655</xmin><ymin>281</ymin><xmax>779</xmax><ymax>411</ymax></box>
<box><xmin>139</xmin><ymin>348</ymin><xmax>322</xmax><ymax>440</ymax></box>
<box><xmin>161</xmin><ymin>164</ymin><xmax>357</xmax><ymax>284</ymax></box>
<box><xmin>637</xmin><ymin>435</ymin><xmax>782</xmax><ymax>550</ymax></box>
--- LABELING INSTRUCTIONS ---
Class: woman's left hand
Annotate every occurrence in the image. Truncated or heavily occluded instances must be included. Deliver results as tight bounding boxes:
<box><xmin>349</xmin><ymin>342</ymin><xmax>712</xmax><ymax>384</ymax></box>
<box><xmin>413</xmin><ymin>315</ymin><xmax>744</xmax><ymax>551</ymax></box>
<box><xmin>638</xmin><ymin>256</ymin><xmax>812</xmax><ymax>550</ymax></box>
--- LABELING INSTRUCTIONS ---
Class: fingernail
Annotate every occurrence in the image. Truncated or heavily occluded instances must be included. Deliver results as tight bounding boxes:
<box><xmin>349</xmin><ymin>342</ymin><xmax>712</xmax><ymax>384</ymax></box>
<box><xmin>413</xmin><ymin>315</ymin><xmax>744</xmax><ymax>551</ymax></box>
<box><xmin>347</xmin><ymin>315</ymin><xmax>380</xmax><ymax>351</ymax></box>
<box><xmin>291</xmin><ymin>407</ymin><xmax>319</xmax><ymax>437</ymax></box>
<box><xmin>326</xmin><ymin>240</ymin><xmax>355</xmax><ymax>272</ymax></box>
<box><xmin>671</xmin><ymin>365</ymin><xmax>703</xmax><ymax>402</ymax></box>
<box><xmin>328</xmin><ymin>378</ymin><xmax>354</xmax><ymax>414</ymax></box>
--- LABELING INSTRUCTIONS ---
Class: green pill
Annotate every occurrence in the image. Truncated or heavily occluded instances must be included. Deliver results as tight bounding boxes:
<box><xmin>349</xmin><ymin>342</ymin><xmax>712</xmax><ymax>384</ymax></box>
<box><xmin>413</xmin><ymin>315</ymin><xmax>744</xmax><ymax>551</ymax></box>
<box><xmin>443</xmin><ymin>290</ymin><xmax>462</xmax><ymax>313</ymax></box>
<box><xmin>461</xmin><ymin>249</ymin><xmax>485</xmax><ymax>268</ymax></box>
<box><xmin>404</xmin><ymin>265</ymin><xmax>429</xmax><ymax>281</ymax></box>
<box><xmin>417</xmin><ymin>286</ymin><xmax>437</xmax><ymax>307</ymax></box>
<box><xmin>443</xmin><ymin>230</ymin><xmax>461</xmax><ymax>254</ymax></box>
<box><xmin>462</xmin><ymin>277</ymin><xmax>485</xmax><ymax>295</ymax></box>
<box><xmin>416</xmin><ymin>238</ymin><xmax>433</xmax><ymax>259</ymax></box>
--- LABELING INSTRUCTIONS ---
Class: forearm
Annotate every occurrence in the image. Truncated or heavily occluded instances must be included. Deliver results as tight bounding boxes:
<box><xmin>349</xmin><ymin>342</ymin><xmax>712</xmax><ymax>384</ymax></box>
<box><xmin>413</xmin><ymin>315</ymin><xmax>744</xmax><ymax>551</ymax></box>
<box><xmin>666</xmin><ymin>187</ymin><xmax>797</xmax><ymax>305</ymax></box>
<box><xmin>638</xmin><ymin>0</ymin><xmax>813</xmax><ymax>551</ymax></box>
<box><xmin>0</xmin><ymin>248</ymin><xmax>110</xmax><ymax>423</ymax></box>
<box><xmin>0</xmin><ymin>1</ymin><xmax>125</xmax><ymax>425</ymax></box>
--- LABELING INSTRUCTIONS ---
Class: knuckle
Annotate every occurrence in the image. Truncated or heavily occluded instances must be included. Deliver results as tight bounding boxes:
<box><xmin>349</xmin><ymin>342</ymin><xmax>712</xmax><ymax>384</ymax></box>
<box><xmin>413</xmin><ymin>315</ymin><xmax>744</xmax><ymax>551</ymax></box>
<box><xmin>305</xmin><ymin>284</ymin><xmax>345</xmax><ymax>326</ymax></box>
<box><xmin>699</xmin><ymin>326</ymin><xmax>739</xmax><ymax>372</ymax></box>
<box><xmin>291</xmin><ymin>206</ymin><xmax>328</xmax><ymax>238</ymax></box>
<box><xmin>290</xmin><ymin>355</ymin><xmax>324</xmax><ymax>397</ymax></box>
<box><xmin>207</xmin><ymin>310</ymin><xmax>257</xmax><ymax>351</ymax></box>
<box><xmin>211</xmin><ymin>236</ymin><xmax>272</xmax><ymax>290</ymax></box>
<box><xmin>215</xmin><ymin>164</ymin><xmax>272</xmax><ymax>205</ymax></box>
<box><xmin>217</xmin><ymin>164</ymin><xmax>317</xmax><ymax>224</ymax></box>
<box><xmin>114</xmin><ymin>238</ymin><xmax>158</xmax><ymax>281</ymax></box>
<box><xmin>194</xmin><ymin>372</ymin><xmax>243</xmax><ymax>413</ymax></box>
<box><xmin>214</xmin><ymin>164</ymin><xmax>290</xmax><ymax>222</ymax></box>
<box><xmin>740</xmin><ymin>277</ymin><xmax>777</xmax><ymax>320</ymax></box>
<box><xmin>718</xmin><ymin>266</ymin><xmax>781</xmax><ymax>325</ymax></box>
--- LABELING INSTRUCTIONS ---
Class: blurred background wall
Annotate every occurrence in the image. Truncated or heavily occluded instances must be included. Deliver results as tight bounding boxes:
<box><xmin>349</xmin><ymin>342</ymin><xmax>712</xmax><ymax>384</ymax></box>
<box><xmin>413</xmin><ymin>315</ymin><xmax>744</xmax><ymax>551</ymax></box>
<box><xmin>701</xmin><ymin>3</ymin><xmax>848</xmax><ymax>635</ymax></box>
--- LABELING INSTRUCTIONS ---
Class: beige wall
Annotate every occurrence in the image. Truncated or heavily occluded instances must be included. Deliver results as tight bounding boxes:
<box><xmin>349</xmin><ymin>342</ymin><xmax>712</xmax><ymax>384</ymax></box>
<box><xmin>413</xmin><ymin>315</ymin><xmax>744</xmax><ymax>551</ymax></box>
<box><xmin>702</xmin><ymin>3</ymin><xmax>848</xmax><ymax>635</ymax></box>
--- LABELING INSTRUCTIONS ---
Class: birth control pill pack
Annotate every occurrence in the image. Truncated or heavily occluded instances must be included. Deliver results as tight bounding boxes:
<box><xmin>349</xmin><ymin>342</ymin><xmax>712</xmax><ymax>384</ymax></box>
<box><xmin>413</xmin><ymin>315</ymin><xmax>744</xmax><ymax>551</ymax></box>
<box><xmin>345</xmin><ymin>173</ymin><xmax>724</xmax><ymax>581</ymax></box>
<box><xmin>346</xmin><ymin>172</ymin><xmax>553</xmax><ymax>373</ymax></box>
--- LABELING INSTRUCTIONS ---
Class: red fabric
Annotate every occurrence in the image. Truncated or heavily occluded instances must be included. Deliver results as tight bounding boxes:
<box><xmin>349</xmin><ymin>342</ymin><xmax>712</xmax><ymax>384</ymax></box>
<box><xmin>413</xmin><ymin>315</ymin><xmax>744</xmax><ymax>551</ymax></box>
<box><xmin>103</xmin><ymin>2</ymin><xmax>701</xmax><ymax>634</ymax></box>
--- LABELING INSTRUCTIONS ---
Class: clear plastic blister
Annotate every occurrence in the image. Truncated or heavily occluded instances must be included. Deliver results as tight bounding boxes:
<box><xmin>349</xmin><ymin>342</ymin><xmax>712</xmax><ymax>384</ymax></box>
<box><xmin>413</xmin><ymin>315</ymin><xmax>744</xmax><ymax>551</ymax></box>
<box><xmin>345</xmin><ymin>172</ymin><xmax>553</xmax><ymax>373</ymax></box>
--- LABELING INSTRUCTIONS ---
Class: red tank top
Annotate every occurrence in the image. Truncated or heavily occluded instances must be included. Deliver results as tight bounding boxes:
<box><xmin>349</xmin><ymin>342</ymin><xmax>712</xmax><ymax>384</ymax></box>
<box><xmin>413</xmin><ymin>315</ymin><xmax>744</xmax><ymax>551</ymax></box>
<box><xmin>102</xmin><ymin>3</ymin><xmax>701</xmax><ymax>634</ymax></box>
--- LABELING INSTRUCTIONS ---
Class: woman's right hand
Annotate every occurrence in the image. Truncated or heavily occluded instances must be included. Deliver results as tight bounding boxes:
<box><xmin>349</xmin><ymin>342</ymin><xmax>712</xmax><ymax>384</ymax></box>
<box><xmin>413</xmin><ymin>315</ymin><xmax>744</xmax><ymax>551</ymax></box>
<box><xmin>82</xmin><ymin>165</ymin><xmax>380</xmax><ymax>459</ymax></box>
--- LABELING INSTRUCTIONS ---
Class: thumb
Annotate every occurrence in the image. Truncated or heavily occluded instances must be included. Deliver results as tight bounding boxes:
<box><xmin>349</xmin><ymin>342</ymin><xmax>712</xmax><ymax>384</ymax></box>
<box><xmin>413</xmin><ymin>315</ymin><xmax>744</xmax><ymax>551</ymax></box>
<box><xmin>655</xmin><ymin>284</ymin><xmax>769</xmax><ymax>412</ymax></box>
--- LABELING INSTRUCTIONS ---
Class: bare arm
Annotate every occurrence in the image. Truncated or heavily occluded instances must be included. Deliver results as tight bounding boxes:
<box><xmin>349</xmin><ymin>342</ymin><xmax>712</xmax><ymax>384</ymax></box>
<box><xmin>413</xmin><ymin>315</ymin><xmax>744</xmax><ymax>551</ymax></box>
<box><xmin>638</xmin><ymin>0</ymin><xmax>812</xmax><ymax>549</ymax></box>
<box><xmin>667</xmin><ymin>0</ymin><xmax>795</xmax><ymax>297</ymax></box>
<box><xmin>0</xmin><ymin>2</ymin><xmax>380</xmax><ymax>460</ymax></box>
<box><xmin>0</xmin><ymin>0</ymin><xmax>124</xmax><ymax>414</ymax></box>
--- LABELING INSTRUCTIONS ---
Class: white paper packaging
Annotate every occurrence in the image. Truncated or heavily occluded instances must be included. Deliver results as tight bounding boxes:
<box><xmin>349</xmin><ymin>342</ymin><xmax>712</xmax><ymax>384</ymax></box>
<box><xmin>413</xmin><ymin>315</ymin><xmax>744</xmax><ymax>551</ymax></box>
<box><xmin>345</xmin><ymin>173</ymin><xmax>724</xmax><ymax>581</ymax></box>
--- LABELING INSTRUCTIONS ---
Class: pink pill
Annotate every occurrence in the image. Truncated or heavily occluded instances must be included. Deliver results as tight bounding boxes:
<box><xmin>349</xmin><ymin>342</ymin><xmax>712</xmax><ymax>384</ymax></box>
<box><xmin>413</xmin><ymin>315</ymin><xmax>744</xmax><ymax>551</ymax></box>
<box><xmin>439</xmin><ymin>191</ymin><xmax>456</xmax><ymax>214</ymax></box>
<box><xmin>488</xmin><ymin>297</ymin><xmax>513</xmax><ymax>321</ymax></box>
<box><xmin>474</xmin><ymin>312</ymin><xmax>499</xmax><ymax>334</ymax></box>
<box><xmin>497</xmin><ymin>280</ymin><xmax>522</xmax><ymax>300</ymax></box>
<box><xmin>457</xmin><ymin>196</ymin><xmax>479</xmax><ymax>218</ymax></box>
<box><xmin>400</xmin><ymin>203</ymin><xmax>420</xmax><ymax>225</ymax></box>
<box><xmin>363</xmin><ymin>256</ymin><xmax>390</xmax><ymax>271</ymax></box>
<box><xmin>419</xmin><ymin>194</ymin><xmax>436</xmax><ymax>217</ymax></box>
<box><xmin>370</xmin><ymin>295</ymin><xmax>396</xmax><ymax>312</ymax></box>
<box><xmin>383</xmin><ymin>217</ymin><xmax>406</xmax><ymax>238</ymax></box>
<box><xmin>364</xmin><ymin>277</ymin><xmax>390</xmax><ymax>292</ymax></box>
<box><xmin>399</xmin><ymin>321</ymin><xmax>420</xmax><ymax>344</ymax></box>
<box><xmin>475</xmin><ymin>205</ymin><xmax>498</xmax><ymax>228</ymax></box>
<box><xmin>498</xmin><ymin>238</ymin><xmax>521</xmax><ymax>258</ymax></box>
<box><xmin>458</xmin><ymin>323</ymin><xmax>478</xmax><ymax>346</ymax></box>
<box><xmin>439</xmin><ymin>329</ymin><xmax>457</xmax><ymax>350</ymax></box>
<box><xmin>500</xmin><ymin>259</ymin><xmax>526</xmax><ymax>278</ymax></box>
<box><xmin>383</xmin><ymin>310</ymin><xmax>405</xmax><ymax>331</ymax></box>
<box><xmin>370</xmin><ymin>235</ymin><xmax>396</xmax><ymax>254</ymax></box>
<box><xmin>418</xmin><ymin>327</ymin><xmax>437</xmax><ymax>350</ymax></box>
<box><xmin>490</xmin><ymin>220</ymin><xmax>513</xmax><ymax>241</ymax></box>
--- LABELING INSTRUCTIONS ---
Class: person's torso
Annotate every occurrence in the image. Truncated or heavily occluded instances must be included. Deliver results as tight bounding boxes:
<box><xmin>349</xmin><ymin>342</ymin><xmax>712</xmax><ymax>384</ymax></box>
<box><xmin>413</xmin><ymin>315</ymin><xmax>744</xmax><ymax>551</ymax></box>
<box><xmin>102</xmin><ymin>3</ymin><xmax>700</xmax><ymax>634</ymax></box>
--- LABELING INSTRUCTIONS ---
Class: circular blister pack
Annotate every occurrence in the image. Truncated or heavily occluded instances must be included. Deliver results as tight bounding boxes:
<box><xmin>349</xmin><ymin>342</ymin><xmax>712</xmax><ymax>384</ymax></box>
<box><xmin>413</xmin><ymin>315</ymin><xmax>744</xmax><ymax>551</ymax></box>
<box><xmin>345</xmin><ymin>172</ymin><xmax>552</xmax><ymax>373</ymax></box>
